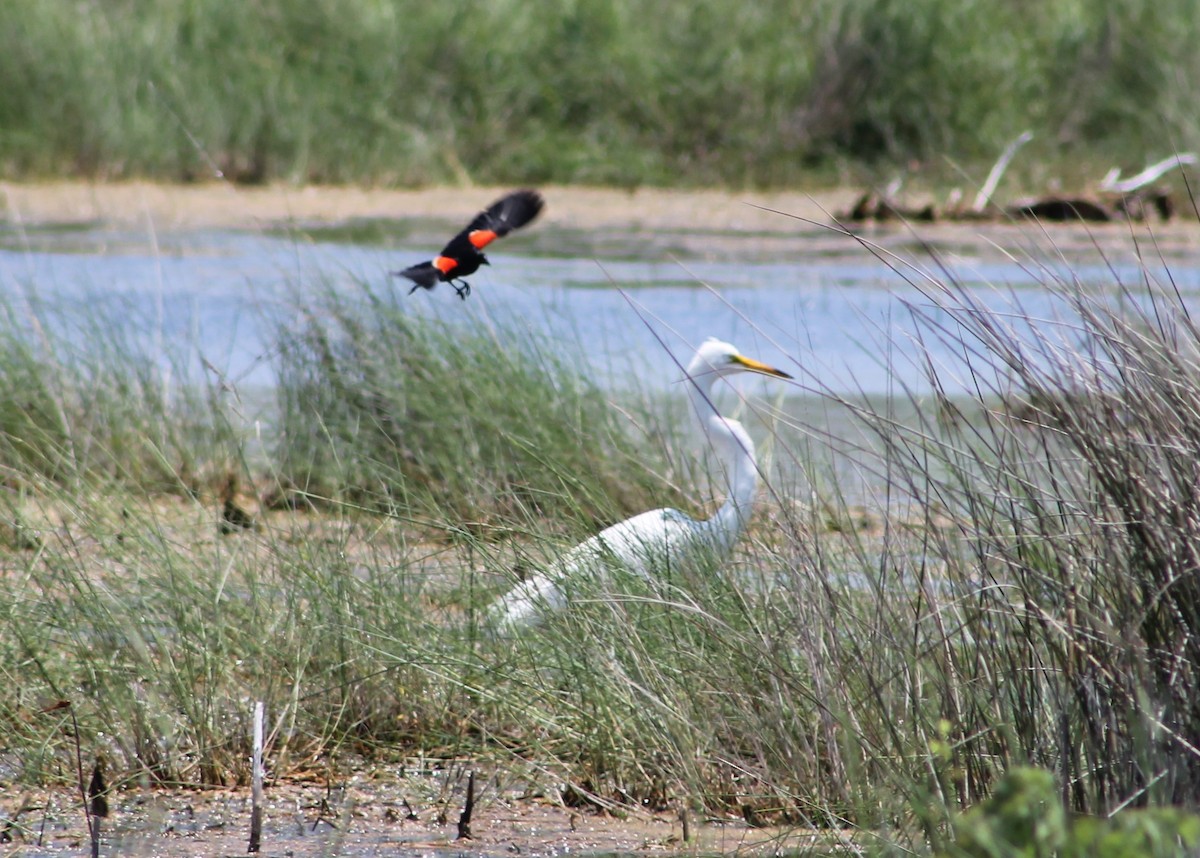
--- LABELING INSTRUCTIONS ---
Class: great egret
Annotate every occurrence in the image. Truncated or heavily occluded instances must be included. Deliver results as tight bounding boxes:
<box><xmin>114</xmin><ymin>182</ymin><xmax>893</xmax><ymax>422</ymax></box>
<box><xmin>488</xmin><ymin>337</ymin><xmax>792</xmax><ymax>632</ymax></box>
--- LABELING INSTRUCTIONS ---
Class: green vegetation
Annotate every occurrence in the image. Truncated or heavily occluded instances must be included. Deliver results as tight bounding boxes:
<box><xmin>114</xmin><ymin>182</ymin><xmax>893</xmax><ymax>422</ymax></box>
<box><xmin>0</xmin><ymin>0</ymin><xmax>1197</xmax><ymax>187</ymax></box>
<box><xmin>0</xmin><ymin>289</ymin><xmax>237</xmax><ymax>495</ymax></box>
<box><xmin>947</xmin><ymin>767</ymin><xmax>1200</xmax><ymax>857</ymax></box>
<box><xmin>4</xmin><ymin>229</ymin><xmax>1200</xmax><ymax>854</ymax></box>
<box><xmin>269</xmin><ymin>279</ymin><xmax>686</xmax><ymax>526</ymax></box>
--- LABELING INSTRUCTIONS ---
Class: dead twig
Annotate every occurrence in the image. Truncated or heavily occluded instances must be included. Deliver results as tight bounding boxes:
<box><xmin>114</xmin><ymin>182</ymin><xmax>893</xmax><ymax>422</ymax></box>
<box><xmin>456</xmin><ymin>770</ymin><xmax>476</xmax><ymax>840</ymax></box>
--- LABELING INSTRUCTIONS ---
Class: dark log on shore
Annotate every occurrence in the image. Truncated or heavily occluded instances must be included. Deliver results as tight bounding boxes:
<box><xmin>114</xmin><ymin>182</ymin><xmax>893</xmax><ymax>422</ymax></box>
<box><xmin>1006</xmin><ymin>197</ymin><xmax>1114</xmax><ymax>222</ymax></box>
<box><xmin>842</xmin><ymin>189</ymin><xmax>1178</xmax><ymax>225</ymax></box>
<box><xmin>847</xmin><ymin>192</ymin><xmax>936</xmax><ymax>223</ymax></box>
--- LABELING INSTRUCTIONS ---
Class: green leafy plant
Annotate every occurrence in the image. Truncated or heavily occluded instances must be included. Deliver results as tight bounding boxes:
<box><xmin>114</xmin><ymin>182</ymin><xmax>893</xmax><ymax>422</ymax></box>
<box><xmin>947</xmin><ymin>767</ymin><xmax>1200</xmax><ymax>858</ymax></box>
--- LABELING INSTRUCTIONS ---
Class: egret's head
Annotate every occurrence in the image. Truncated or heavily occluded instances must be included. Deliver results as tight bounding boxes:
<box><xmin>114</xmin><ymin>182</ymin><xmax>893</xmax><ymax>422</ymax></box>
<box><xmin>688</xmin><ymin>337</ymin><xmax>793</xmax><ymax>381</ymax></box>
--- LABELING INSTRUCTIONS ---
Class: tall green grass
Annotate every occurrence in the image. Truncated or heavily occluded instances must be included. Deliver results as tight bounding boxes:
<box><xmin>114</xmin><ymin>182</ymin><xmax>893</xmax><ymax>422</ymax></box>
<box><xmin>0</xmin><ymin>278</ymin><xmax>694</xmax><ymax>790</ymax></box>
<box><xmin>268</xmin><ymin>280</ymin><xmax>687</xmax><ymax>530</ymax></box>
<box><xmin>0</xmin><ymin>288</ymin><xmax>238</xmax><ymax>497</ymax></box>
<box><xmin>0</xmin><ymin>0</ymin><xmax>1197</xmax><ymax>187</ymax></box>
<box><xmin>4</xmin><ymin>228</ymin><xmax>1200</xmax><ymax>853</ymax></box>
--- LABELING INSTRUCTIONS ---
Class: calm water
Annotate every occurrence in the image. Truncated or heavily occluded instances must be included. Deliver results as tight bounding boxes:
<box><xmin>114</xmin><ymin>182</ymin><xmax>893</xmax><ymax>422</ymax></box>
<box><xmin>2</xmin><ymin>219</ymin><xmax>1199</xmax><ymax>399</ymax></box>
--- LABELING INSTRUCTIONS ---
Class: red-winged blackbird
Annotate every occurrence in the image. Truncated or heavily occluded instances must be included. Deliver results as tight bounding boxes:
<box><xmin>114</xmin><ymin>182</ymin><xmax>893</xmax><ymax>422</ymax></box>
<box><xmin>392</xmin><ymin>189</ymin><xmax>545</xmax><ymax>300</ymax></box>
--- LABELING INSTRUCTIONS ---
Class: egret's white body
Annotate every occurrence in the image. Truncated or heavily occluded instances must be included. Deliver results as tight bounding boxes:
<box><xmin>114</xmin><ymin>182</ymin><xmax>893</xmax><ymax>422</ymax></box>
<box><xmin>488</xmin><ymin>338</ymin><xmax>791</xmax><ymax>632</ymax></box>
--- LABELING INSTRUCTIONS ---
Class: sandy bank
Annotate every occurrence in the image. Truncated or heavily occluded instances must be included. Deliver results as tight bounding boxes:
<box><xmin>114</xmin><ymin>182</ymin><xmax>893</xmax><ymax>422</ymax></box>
<box><xmin>0</xmin><ymin>181</ymin><xmax>859</xmax><ymax>233</ymax></box>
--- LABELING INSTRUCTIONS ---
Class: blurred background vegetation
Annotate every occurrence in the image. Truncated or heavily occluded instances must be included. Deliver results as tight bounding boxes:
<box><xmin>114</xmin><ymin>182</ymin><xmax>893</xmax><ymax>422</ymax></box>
<box><xmin>1</xmin><ymin>0</ymin><xmax>1197</xmax><ymax>188</ymax></box>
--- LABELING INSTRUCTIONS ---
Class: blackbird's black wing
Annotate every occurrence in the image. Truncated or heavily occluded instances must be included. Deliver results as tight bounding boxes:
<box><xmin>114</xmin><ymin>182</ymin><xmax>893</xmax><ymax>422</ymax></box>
<box><xmin>460</xmin><ymin>189</ymin><xmax>545</xmax><ymax>248</ymax></box>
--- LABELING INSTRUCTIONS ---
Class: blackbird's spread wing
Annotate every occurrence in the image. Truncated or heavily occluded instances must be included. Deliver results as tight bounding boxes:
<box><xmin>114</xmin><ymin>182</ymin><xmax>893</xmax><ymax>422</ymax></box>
<box><xmin>461</xmin><ymin>189</ymin><xmax>545</xmax><ymax>250</ymax></box>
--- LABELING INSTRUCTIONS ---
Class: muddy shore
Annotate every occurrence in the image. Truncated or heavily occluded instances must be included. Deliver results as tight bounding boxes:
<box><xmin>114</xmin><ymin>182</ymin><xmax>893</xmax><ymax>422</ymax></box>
<box><xmin>1</xmin><ymin>777</ymin><xmax>846</xmax><ymax>857</ymax></box>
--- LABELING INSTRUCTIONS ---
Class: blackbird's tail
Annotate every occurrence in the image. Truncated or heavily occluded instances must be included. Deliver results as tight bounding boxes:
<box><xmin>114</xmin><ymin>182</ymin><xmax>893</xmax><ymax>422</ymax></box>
<box><xmin>392</xmin><ymin>261</ymin><xmax>440</xmax><ymax>292</ymax></box>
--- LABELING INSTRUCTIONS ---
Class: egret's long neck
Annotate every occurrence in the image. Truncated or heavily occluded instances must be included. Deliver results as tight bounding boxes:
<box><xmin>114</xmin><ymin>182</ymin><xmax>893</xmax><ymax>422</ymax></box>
<box><xmin>687</xmin><ymin>374</ymin><xmax>758</xmax><ymax>553</ymax></box>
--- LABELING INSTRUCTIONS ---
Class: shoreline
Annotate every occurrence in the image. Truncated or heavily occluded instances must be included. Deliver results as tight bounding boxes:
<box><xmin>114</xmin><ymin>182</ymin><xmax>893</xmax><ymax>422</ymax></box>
<box><xmin>1</xmin><ymin>180</ymin><xmax>860</xmax><ymax>234</ymax></box>
<box><xmin>5</xmin><ymin>181</ymin><xmax>1199</xmax><ymax>268</ymax></box>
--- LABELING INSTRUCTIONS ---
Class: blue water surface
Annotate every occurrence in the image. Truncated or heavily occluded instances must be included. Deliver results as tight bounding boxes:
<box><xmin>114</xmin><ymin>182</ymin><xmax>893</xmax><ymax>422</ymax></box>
<box><xmin>2</xmin><ymin>222</ymin><xmax>1197</xmax><ymax>398</ymax></box>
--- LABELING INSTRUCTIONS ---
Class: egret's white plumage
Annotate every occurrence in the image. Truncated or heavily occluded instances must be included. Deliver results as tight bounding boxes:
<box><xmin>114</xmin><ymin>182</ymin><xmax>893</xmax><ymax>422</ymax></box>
<box><xmin>488</xmin><ymin>338</ymin><xmax>792</xmax><ymax>632</ymax></box>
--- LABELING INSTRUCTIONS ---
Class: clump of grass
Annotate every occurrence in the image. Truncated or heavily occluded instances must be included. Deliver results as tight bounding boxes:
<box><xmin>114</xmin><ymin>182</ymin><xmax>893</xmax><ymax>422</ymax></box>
<box><xmin>880</xmin><ymin>238</ymin><xmax>1200</xmax><ymax>810</ymax></box>
<box><xmin>2</xmin><ymin>490</ymin><xmax>452</xmax><ymax>787</ymax></box>
<box><xmin>269</xmin><ymin>280</ymin><xmax>686</xmax><ymax>533</ymax></box>
<box><xmin>0</xmin><ymin>289</ymin><xmax>240</xmax><ymax>496</ymax></box>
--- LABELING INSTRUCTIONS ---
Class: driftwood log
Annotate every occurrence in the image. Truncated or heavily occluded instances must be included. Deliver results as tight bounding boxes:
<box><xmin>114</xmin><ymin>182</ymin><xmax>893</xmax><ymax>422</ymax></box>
<box><xmin>844</xmin><ymin>147</ymin><xmax>1194</xmax><ymax>225</ymax></box>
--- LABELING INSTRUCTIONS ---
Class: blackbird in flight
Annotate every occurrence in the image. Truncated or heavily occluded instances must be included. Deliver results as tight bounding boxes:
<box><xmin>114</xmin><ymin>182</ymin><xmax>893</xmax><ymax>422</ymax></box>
<box><xmin>392</xmin><ymin>189</ymin><xmax>545</xmax><ymax>299</ymax></box>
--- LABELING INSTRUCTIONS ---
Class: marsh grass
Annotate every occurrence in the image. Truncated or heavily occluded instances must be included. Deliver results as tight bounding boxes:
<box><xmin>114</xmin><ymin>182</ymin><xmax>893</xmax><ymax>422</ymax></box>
<box><xmin>269</xmin><ymin>279</ymin><xmax>687</xmax><ymax>531</ymax></box>
<box><xmin>0</xmin><ymin>289</ymin><xmax>239</xmax><ymax>498</ymax></box>
<box><xmin>4</xmin><ymin>220</ymin><xmax>1200</xmax><ymax>854</ymax></box>
<box><xmin>0</xmin><ymin>277</ymin><xmax>698</xmax><ymax>795</ymax></box>
<box><xmin>0</xmin><ymin>0</ymin><xmax>1197</xmax><ymax>186</ymax></box>
<box><xmin>882</xmin><ymin>241</ymin><xmax>1200</xmax><ymax>808</ymax></box>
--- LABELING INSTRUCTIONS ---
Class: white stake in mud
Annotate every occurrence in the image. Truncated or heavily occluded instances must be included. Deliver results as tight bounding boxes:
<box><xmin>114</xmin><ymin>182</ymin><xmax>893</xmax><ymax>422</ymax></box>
<box><xmin>248</xmin><ymin>701</ymin><xmax>265</xmax><ymax>853</ymax></box>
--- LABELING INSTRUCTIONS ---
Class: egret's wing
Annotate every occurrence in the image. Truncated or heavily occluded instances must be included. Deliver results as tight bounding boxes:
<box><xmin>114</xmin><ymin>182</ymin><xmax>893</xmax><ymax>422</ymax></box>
<box><xmin>487</xmin><ymin>568</ymin><xmax>570</xmax><ymax>632</ymax></box>
<box><xmin>576</xmin><ymin>508</ymin><xmax>701</xmax><ymax>576</ymax></box>
<box><xmin>488</xmin><ymin>508</ymin><xmax>704</xmax><ymax>633</ymax></box>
